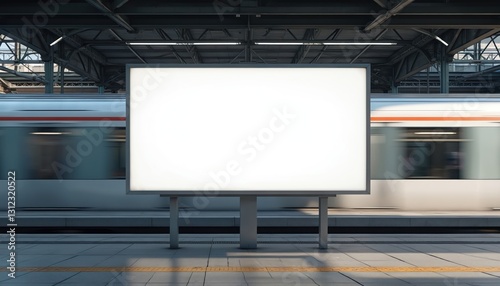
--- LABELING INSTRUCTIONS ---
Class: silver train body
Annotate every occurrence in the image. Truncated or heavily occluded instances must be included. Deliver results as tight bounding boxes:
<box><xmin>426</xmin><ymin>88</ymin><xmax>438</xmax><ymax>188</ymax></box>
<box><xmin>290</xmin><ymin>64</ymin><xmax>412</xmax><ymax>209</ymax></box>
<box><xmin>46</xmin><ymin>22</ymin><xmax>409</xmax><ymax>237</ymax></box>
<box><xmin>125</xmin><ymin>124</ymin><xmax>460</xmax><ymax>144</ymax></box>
<box><xmin>1</xmin><ymin>94</ymin><xmax>499</xmax><ymax>211</ymax></box>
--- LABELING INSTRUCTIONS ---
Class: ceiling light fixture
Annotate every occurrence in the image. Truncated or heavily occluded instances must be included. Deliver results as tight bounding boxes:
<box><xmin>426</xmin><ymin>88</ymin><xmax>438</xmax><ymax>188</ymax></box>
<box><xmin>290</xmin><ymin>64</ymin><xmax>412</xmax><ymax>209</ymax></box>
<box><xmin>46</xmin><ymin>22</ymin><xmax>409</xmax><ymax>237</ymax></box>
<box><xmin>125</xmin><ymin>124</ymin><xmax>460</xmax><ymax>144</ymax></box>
<box><xmin>322</xmin><ymin>42</ymin><xmax>397</xmax><ymax>46</ymax></box>
<box><xmin>50</xmin><ymin>36</ymin><xmax>64</xmax><ymax>46</ymax></box>
<box><xmin>434</xmin><ymin>36</ymin><xmax>449</xmax><ymax>47</ymax></box>
<box><xmin>31</xmin><ymin>131</ymin><xmax>69</xmax><ymax>135</ymax></box>
<box><xmin>414</xmin><ymin>131</ymin><xmax>457</xmax><ymax>135</ymax></box>
<box><xmin>412</xmin><ymin>28</ymin><xmax>449</xmax><ymax>46</ymax></box>
<box><xmin>254</xmin><ymin>42</ymin><xmax>306</xmax><ymax>45</ymax></box>
<box><xmin>126</xmin><ymin>42</ymin><xmax>241</xmax><ymax>46</ymax></box>
<box><xmin>254</xmin><ymin>42</ymin><xmax>397</xmax><ymax>46</ymax></box>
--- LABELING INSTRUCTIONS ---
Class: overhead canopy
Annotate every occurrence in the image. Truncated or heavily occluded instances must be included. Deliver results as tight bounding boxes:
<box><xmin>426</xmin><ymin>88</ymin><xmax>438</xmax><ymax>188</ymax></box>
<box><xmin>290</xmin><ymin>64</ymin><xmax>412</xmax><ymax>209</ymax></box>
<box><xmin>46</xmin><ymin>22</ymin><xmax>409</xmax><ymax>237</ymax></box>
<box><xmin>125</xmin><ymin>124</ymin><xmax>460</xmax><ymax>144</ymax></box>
<box><xmin>0</xmin><ymin>0</ymin><xmax>499</xmax><ymax>92</ymax></box>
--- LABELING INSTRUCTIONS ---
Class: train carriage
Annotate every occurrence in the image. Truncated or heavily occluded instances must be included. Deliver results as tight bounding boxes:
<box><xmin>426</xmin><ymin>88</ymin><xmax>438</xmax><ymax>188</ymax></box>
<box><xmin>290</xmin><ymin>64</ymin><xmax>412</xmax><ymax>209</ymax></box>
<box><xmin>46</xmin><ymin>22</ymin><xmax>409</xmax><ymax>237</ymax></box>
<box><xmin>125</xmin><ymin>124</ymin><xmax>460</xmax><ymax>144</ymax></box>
<box><xmin>1</xmin><ymin>94</ymin><xmax>499</xmax><ymax>211</ymax></box>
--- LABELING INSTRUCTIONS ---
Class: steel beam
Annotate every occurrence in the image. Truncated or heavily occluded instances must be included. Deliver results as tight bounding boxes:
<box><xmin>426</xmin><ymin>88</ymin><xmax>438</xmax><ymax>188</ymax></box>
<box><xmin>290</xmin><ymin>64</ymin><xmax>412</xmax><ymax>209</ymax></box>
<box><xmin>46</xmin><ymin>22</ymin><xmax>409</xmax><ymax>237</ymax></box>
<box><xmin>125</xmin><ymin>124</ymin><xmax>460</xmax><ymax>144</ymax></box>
<box><xmin>365</xmin><ymin>0</ymin><xmax>414</xmax><ymax>32</ymax></box>
<box><xmin>389</xmin><ymin>33</ymin><xmax>442</xmax><ymax>81</ymax></box>
<box><xmin>447</xmin><ymin>29</ymin><xmax>500</xmax><ymax>55</ymax></box>
<box><xmin>0</xmin><ymin>77</ymin><xmax>11</xmax><ymax>93</ymax></box>
<box><xmin>0</xmin><ymin>28</ymin><xmax>106</xmax><ymax>84</ymax></box>
<box><xmin>108</xmin><ymin>29</ymin><xmax>147</xmax><ymax>64</ymax></box>
<box><xmin>54</xmin><ymin>33</ymin><xmax>108</xmax><ymax>66</ymax></box>
<box><xmin>1</xmin><ymin>15</ymin><xmax>500</xmax><ymax>29</ymax></box>
<box><xmin>113</xmin><ymin>2</ymin><xmax>500</xmax><ymax>16</ymax></box>
<box><xmin>0</xmin><ymin>66</ymin><xmax>46</xmax><ymax>83</ymax></box>
<box><xmin>372</xmin><ymin>0</ymin><xmax>388</xmax><ymax>9</ymax></box>
<box><xmin>292</xmin><ymin>29</ymin><xmax>316</xmax><ymax>64</ymax></box>
<box><xmin>156</xmin><ymin>29</ymin><xmax>187</xmax><ymax>64</ymax></box>
<box><xmin>391</xmin><ymin>28</ymin><xmax>500</xmax><ymax>82</ymax></box>
<box><xmin>309</xmin><ymin>29</ymin><xmax>340</xmax><ymax>63</ymax></box>
<box><xmin>1</xmin><ymin>2</ymin><xmax>500</xmax><ymax>16</ymax></box>
<box><xmin>114</xmin><ymin>0</ymin><xmax>129</xmax><ymax>9</ymax></box>
<box><xmin>85</xmin><ymin>0</ymin><xmax>135</xmax><ymax>32</ymax></box>
<box><xmin>116</xmin><ymin>2</ymin><xmax>380</xmax><ymax>15</ymax></box>
<box><xmin>350</xmin><ymin>29</ymin><xmax>388</xmax><ymax>63</ymax></box>
<box><xmin>175</xmin><ymin>29</ymin><xmax>202</xmax><ymax>63</ymax></box>
<box><xmin>394</xmin><ymin>49</ymin><xmax>435</xmax><ymax>82</ymax></box>
<box><xmin>461</xmin><ymin>64</ymin><xmax>500</xmax><ymax>79</ymax></box>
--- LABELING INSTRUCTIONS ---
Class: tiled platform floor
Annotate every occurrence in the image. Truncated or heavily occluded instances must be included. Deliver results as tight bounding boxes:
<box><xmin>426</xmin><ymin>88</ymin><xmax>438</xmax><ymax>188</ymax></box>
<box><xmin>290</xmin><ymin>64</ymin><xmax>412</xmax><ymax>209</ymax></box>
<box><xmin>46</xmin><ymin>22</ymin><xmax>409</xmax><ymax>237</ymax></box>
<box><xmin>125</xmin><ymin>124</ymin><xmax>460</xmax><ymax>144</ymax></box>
<box><xmin>1</xmin><ymin>233</ymin><xmax>500</xmax><ymax>285</ymax></box>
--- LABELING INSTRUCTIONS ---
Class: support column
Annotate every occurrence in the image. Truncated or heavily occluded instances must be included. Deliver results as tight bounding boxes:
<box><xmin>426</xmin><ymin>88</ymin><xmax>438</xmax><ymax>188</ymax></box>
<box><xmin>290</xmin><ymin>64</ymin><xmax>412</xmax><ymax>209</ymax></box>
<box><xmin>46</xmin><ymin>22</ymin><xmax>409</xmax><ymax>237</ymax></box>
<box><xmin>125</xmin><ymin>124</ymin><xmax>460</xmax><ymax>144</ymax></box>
<box><xmin>244</xmin><ymin>16</ymin><xmax>252</xmax><ymax>62</ymax></box>
<box><xmin>439</xmin><ymin>49</ymin><xmax>450</xmax><ymax>93</ymax></box>
<box><xmin>60</xmin><ymin>65</ymin><xmax>65</xmax><ymax>94</ymax></box>
<box><xmin>240</xmin><ymin>196</ymin><xmax>257</xmax><ymax>249</ymax></box>
<box><xmin>426</xmin><ymin>67</ymin><xmax>430</xmax><ymax>93</ymax></box>
<box><xmin>44</xmin><ymin>57</ymin><xmax>54</xmax><ymax>94</ymax></box>
<box><xmin>14</xmin><ymin>42</ymin><xmax>20</xmax><ymax>72</ymax></box>
<box><xmin>170</xmin><ymin>196</ymin><xmax>179</xmax><ymax>249</ymax></box>
<box><xmin>319</xmin><ymin>197</ymin><xmax>328</xmax><ymax>249</ymax></box>
<box><xmin>390</xmin><ymin>81</ymin><xmax>398</xmax><ymax>94</ymax></box>
<box><xmin>98</xmin><ymin>85</ymin><xmax>105</xmax><ymax>94</ymax></box>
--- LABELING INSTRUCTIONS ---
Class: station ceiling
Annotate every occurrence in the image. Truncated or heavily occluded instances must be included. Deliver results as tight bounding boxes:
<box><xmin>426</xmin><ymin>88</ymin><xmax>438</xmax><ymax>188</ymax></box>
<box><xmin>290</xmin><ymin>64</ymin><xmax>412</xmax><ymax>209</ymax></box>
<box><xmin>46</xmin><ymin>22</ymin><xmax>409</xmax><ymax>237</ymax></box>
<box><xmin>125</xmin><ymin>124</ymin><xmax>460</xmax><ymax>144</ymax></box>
<box><xmin>0</xmin><ymin>0</ymin><xmax>499</xmax><ymax>92</ymax></box>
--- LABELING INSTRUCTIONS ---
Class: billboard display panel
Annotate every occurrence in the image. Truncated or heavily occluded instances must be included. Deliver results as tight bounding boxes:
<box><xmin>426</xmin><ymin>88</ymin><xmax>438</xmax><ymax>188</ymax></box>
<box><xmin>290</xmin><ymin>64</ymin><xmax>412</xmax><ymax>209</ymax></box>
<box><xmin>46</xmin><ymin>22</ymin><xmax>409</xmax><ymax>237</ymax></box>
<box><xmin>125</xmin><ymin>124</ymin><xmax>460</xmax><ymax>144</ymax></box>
<box><xmin>127</xmin><ymin>65</ymin><xmax>369</xmax><ymax>195</ymax></box>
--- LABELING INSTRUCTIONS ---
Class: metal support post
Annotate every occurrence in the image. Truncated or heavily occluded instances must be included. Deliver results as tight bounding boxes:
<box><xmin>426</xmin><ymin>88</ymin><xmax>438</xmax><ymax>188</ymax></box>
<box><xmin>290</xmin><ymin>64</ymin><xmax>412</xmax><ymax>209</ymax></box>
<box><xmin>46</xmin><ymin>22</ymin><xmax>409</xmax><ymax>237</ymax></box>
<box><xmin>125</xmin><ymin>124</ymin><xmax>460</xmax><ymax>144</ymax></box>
<box><xmin>319</xmin><ymin>197</ymin><xmax>328</xmax><ymax>249</ymax></box>
<box><xmin>390</xmin><ymin>81</ymin><xmax>398</xmax><ymax>94</ymax></box>
<box><xmin>170</xmin><ymin>196</ymin><xmax>179</xmax><ymax>249</ymax></box>
<box><xmin>426</xmin><ymin>67</ymin><xmax>430</xmax><ymax>94</ymax></box>
<box><xmin>60</xmin><ymin>65</ymin><xmax>65</xmax><ymax>94</ymax></box>
<box><xmin>240</xmin><ymin>196</ymin><xmax>257</xmax><ymax>249</ymax></box>
<box><xmin>44</xmin><ymin>53</ymin><xmax>54</xmax><ymax>94</ymax></box>
<box><xmin>440</xmin><ymin>49</ymin><xmax>450</xmax><ymax>93</ymax></box>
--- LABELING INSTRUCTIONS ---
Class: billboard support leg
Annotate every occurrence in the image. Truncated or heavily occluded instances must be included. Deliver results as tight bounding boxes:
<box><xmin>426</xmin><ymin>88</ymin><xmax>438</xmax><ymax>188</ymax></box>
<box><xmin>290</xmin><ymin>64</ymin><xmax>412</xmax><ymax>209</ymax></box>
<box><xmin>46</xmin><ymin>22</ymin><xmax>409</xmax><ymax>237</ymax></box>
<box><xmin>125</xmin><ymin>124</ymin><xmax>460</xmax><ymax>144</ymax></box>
<box><xmin>170</xmin><ymin>196</ymin><xmax>179</xmax><ymax>249</ymax></box>
<box><xmin>240</xmin><ymin>196</ymin><xmax>257</xmax><ymax>249</ymax></box>
<box><xmin>319</xmin><ymin>197</ymin><xmax>328</xmax><ymax>249</ymax></box>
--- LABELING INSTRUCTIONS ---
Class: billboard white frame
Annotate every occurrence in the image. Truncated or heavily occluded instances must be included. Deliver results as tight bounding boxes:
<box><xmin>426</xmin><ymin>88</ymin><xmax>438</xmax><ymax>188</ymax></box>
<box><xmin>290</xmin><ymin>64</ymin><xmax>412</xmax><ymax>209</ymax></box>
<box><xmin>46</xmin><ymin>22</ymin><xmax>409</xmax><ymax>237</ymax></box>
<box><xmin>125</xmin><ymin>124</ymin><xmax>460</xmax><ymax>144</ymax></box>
<box><xmin>126</xmin><ymin>64</ymin><xmax>370</xmax><ymax>196</ymax></box>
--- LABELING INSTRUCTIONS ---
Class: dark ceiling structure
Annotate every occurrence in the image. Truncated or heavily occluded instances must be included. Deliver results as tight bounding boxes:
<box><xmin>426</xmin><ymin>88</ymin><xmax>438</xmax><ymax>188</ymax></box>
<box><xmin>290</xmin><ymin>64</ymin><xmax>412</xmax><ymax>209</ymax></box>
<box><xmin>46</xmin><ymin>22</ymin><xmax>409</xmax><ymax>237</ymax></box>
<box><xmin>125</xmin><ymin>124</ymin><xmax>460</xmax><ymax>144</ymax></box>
<box><xmin>1</xmin><ymin>0</ymin><xmax>500</xmax><ymax>92</ymax></box>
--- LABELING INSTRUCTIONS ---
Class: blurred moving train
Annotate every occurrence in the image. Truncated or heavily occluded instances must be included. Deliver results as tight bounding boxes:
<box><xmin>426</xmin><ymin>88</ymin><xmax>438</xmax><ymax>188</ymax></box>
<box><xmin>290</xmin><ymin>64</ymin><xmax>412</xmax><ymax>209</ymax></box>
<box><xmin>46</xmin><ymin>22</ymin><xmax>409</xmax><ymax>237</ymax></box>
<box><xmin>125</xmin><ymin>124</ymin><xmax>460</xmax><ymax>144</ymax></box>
<box><xmin>1</xmin><ymin>94</ymin><xmax>499</xmax><ymax>211</ymax></box>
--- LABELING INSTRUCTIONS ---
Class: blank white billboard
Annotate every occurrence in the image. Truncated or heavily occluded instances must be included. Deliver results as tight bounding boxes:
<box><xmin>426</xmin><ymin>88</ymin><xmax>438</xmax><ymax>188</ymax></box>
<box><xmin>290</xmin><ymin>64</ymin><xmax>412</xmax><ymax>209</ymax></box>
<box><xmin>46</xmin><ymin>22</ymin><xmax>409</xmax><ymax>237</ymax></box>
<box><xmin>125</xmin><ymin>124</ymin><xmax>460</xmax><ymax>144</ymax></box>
<box><xmin>127</xmin><ymin>65</ymin><xmax>369</xmax><ymax>195</ymax></box>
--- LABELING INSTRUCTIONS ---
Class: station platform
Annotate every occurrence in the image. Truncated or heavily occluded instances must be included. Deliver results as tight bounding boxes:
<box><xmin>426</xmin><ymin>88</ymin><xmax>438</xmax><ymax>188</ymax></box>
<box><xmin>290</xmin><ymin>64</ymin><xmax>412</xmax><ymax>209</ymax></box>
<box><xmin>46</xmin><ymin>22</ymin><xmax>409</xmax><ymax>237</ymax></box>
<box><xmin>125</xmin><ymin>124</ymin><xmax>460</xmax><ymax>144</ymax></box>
<box><xmin>8</xmin><ymin>209</ymin><xmax>500</xmax><ymax>229</ymax></box>
<box><xmin>1</xmin><ymin>233</ymin><xmax>500</xmax><ymax>285</ymax></box>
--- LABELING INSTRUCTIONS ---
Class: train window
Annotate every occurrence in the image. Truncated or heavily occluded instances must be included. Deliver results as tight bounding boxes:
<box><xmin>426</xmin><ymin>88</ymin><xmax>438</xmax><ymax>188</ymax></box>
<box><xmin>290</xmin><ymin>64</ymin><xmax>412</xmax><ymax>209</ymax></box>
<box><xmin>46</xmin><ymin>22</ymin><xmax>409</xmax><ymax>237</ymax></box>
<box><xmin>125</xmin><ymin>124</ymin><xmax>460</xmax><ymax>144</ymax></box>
<box><xmin>461</xmin><ymin>126</ymin><xmax>500</xmax><ymax>179</ymax></box>
<box><xmin>370</xmin><ymin>126</ymin><xmax>403</xmax><ymax>180</ymax></box>
<box><xmin>398</xmin><ymin>128</ymin><xmax>462</xmax><ymax>179</ymax></box>
<box><xmin>64</xmin><ymin>127</ymin><xmax>115</xmax><ymax>180</ymax></box>
<box><xmin>1</xmin><ymin>127</ymin><xmax>122</xmax><ymax>180</ymax></box>
<box><xmin>28</xmin><ymin>127</ymin><xmax>70</xmax><ymax>179</ymax></box>
<box><xmin>0</xmin><ymin>127</ymin><xmax>38</xmax><ymax>179</ymax></box>
<box><xmin>107</xmin><ymin>128</ymin><xmax>126</xmax><ymax>179</ymax></box>
<box><xmin>28</xmin><ymin>127</ymin><xmax>118</xmax><ymax>180</ymax></box>
<box><xmin>370</xmin><ymin>127</ymin><xmax>387</xmax><ymax>179</ymax></box>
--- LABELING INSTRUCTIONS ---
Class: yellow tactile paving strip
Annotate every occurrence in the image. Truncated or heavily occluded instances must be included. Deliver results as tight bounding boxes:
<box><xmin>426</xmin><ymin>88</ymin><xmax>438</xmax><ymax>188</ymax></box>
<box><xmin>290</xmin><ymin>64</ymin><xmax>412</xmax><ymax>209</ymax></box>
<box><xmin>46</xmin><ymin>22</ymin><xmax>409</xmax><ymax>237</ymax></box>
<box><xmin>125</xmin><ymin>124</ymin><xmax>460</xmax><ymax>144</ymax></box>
<box><xmin>5</xmin><ymin>266</ymin><xmax>500</xmax><ymax>273</ymax></box>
